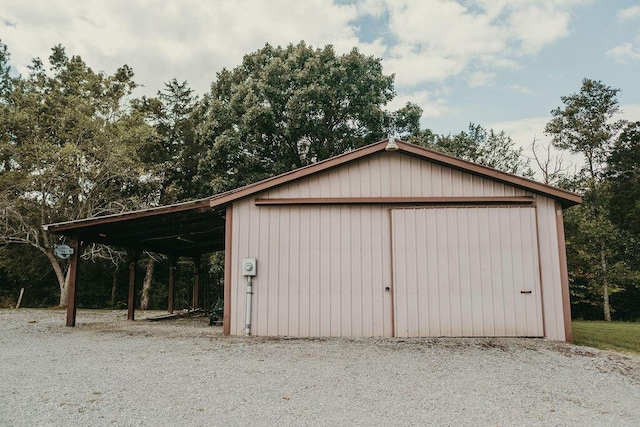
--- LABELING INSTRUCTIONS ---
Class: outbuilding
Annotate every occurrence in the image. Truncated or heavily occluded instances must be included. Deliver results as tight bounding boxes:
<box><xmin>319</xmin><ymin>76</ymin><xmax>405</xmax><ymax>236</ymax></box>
<box><xmin>45</xmin><ymin>139</ymin><xmax>581</xmax><ymax>341</ymax></box>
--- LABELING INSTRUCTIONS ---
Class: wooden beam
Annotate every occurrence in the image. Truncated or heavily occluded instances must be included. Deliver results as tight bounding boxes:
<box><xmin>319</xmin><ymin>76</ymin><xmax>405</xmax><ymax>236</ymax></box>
<box><xmin>65</xmin><ymin>238</ymin><xmax>80</xmax><ymax>327</ymax></box>
<box><xmin>193</xmin><ymin>256</ymin><xmax>201</xmax><ymax>309</ymax></box>
<box><xmin>43</xmin><ymin>198</ymin><xmax>212</xmax><ymax>233</ymax></box>
<box><xmin>127</xmin><ymin>250</ymin><xmax>139</xmax><ymax>321</ymax></box>
<box><xmin>223</xmin><ymin>207</ymin><xmax>232</xmax><ymax>336</ymax></box>
<box><xmin>254</xmin><ymin>196</ymin><xmax>536</xmax><ymax>206</ymax></box>
<box><xmin>168</xmin><ymin>257</ymin><xmax>175</xmax><ymax>314</ymax></box>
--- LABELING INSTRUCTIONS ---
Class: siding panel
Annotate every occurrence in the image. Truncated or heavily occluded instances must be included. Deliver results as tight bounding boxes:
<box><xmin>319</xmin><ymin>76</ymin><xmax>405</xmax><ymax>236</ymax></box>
<box><xmin>263</xmin><ymin>152</ymin><xmax>526</xmax><ymax>199</ymax></box>
<box><xmin>536</xmin><ymin>197</ymin><xmax>566</xmax><ymax>340</ymax></box>
<box><xmin>231</xmin><ymin>203</ymin><xmax>393</xmax><ymax>337</ymax></box>
<box><xmin>228</xmin><ymin>151</ymin><xmax>565</xmax><ymax>340</ymax></box>
<box><xmin>392</xmin><ymin>207</ymin><xmax>543</xmax><ymax>337</ymax></box>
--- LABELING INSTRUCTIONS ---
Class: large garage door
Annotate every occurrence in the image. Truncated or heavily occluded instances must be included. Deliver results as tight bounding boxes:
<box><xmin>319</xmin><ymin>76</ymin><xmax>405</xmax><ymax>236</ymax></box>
<box><xmin>391</xmin><ymin>207</ymin><xmax>543</xmax><ymax>337</ymax></box>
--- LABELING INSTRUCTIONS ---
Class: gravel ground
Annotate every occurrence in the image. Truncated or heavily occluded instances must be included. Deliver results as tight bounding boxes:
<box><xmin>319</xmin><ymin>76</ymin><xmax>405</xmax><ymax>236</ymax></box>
<box><xmin>1</xmin><ymin>309</ymin><xmax>639</xmax><ymax>426</ymax></box>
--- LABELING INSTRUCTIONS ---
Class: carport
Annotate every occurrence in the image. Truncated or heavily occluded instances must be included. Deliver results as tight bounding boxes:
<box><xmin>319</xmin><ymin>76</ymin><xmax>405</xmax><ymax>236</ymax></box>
<box><xmin>43</xmin><ymin>197</ymin><xmax>231</xmax><ymax>332</ymax></box>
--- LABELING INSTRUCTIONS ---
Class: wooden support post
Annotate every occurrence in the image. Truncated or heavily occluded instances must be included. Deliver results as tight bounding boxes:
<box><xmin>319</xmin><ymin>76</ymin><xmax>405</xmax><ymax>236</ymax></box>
<box><xmin>127</xmin><ymin>250</ymin><xmax>139</xmax><ymax>321</ymax></box>
<box><xmin>66</xmin><ymin>238</ymin><xmax>80</xmax><ymax>327</ymax></box>
<box><xmin>192</xmin><ymin>256</ymin><xmax>201</xmax><ymax>309</ymax></box>
<box><xmin>168</xmin><ymin>258</ymin><xmax>175</xmax><ymax>314</ymax></box>
<box><xmin>223</xmin><ymin>207</ymin><xmax>232</xmax><ymax>336</ymax></box>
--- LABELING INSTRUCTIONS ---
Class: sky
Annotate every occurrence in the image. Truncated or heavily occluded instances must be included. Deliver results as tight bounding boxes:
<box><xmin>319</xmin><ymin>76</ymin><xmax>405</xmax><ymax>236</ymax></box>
<box><xmin>1</xmin><ymin>0</ymin><xmax>639</xmax><ymax>167</ymax></box>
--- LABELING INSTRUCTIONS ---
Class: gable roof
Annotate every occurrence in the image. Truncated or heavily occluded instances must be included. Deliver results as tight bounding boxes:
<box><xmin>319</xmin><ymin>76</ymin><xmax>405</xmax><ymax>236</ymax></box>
<box><xmin>44</xmin><ymin>139</ymin><xmax>581</xmax><ymax>254</ymax></box>
<box><xmin>205</xmin><ymin>138</ymin><xmax>582</xmax><ymax>209</ymax></box>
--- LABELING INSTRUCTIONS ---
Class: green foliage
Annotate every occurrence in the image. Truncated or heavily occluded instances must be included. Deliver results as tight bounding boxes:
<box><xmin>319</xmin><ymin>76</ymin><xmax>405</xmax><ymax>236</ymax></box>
<box><xmin>415</xmin><ymin>123</ymin><xmax>533</xmax><ymax>177</ymax></box>
<box><xmin>563</xmin><ymin>190</ymin><xmax>627</xmax><ymax>316</ymax></box>
<box><xmin>0</xmin><ymin>244</ymin><xmax>59</xmax><ymax>307</ymax></box>
<box><xmin>194</xmin><ymin>41</ymin><xmax>408</xmax><ymax>194</ymax></box>
<box><xmin>0</xmin><ymin>42</ymin><xmax>158</xmax><ymax>305</ymax></box>
<box><xmin>547</xmin><ymin>78</ymin><xmax>638</xmax><ymax>321</ymax></box>
<box><xmin>572</xmin><ymin>321</ymin><xmax>640</xmax><ymax>354</ymax></box>
<box><xmin>607</xmin><ymin>122</ymin><xmax>640</xmax><ymax>237</ymax></box>
<box><xmin>545</xmin><ymin>78</ymin><xmax>626</xmax><ymax>178</ymax></box>
<box><xmin>0</xmin><ymin>41</ymin><xmax>11</xmax><ymax>97</ymax></box>
<box><xmin>140</xmin><ymin>79</ymin><xmax>202</xmax><ymax>203</ymax></box>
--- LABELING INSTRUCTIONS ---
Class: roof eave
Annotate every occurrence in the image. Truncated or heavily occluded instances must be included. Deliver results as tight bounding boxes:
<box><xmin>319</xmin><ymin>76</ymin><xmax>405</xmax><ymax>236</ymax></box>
<box><xmin>43</xmin><ymin>198</ymin><xmax>214</xmax><ymax>234</ymax></box>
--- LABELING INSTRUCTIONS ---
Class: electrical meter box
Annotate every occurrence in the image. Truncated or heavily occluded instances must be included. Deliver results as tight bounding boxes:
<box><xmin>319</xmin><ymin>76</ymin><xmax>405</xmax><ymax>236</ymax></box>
<box><xmin>241</xmin><ymin>258</ymin><xmax>257</xmax><ymax>276</ymax></box>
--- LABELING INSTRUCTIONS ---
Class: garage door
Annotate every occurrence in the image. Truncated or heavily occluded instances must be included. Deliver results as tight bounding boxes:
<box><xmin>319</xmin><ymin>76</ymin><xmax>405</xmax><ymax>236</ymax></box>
<box><xmin>391</xmin><ymin>207</ymin><xmax>543</xmax><ymax>337</ymax></box>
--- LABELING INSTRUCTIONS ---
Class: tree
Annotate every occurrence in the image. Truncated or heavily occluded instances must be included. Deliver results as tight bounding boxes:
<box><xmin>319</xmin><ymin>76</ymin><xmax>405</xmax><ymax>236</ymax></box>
<box><xmin>418</xmin><ymin>123</ymin><xmax>533</xmax><ymax>177</ymax></box>
<box><xmin>0</xmin><ymin>41</ymin><xmax>11</xmax><ymax>97</ymax></box>
<box><xmin>195</xmin><ymin>41</ymin><xmax>416</xmax><ymax>194</ymax></box>
<box><xmin>605</xmin><ymin>121</ymin><xmax>640</xmax><ymax>319</ymax></box>
<box><xmin>529</xmin><ymin>137</ymin><xmax>576</xmax><ymax>188</ymax></box>
<box><xmin>0</xmin><ymin>44</ymin><xmax>157</xmax><ymax>306</ymax></box>
<box><xmin>141</xmin><ymin>79</ymin><xmax>202</xmax><ymax>204</ymax></box>
<box><xmin>607</xmin><ymin>121</ymin><xmax>640</xmax><ymax>237</ymax></box>
<box><xmin>545</xmin><ymin>79</ymin><xmax>626</xmax><ymax>321</ymax></box>
<box><xmin>546</xmin><ymin>79</ymin><xmax>625</xmax><ymax>180</ymax></box>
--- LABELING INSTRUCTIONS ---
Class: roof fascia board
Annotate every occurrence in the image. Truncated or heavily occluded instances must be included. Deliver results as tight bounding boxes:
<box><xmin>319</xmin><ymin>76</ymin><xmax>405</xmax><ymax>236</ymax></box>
<box><xmin>43</xmin><ymin>198</ymin><xmax>213</xmax><ymax>233</ymax></box>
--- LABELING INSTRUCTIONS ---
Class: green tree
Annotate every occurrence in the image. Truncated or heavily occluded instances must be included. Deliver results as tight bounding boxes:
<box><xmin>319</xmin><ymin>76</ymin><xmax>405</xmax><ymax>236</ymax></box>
<box><xmin>0</xmin><ymin>41</ymin><xmax>11</xmax><ymax>97</ymax></box>
<box><xmin>605</xmin><ymin>121</ymin><xmax>640</xmax><ymax>319</ymax></box>
<box><xmin>417</xmin><ymin>123</ymin><xmax>533</xmax><ymax>176</ymax></box>
<box><xmin>607</xmin><ymin>121</ymin><xmax>640</xmax><ymax>237</ymax></box>
<box><xmin>141</xmin><ymin>79</ymin><xmax>202</xmax><ymax>204</ymax></box>
<box><xmin>545</xmin><ymin>79</ymin><xmax>626</xmax><ymax>321</ymax></box>
<box><xmin>0</xmin><ymin>44</ymin><xmax>157</xmax><ymax>306</ymax></box>
<box><xmin>195</xmin><ymin>41</ymin><xmax>416</xmax><ymax>194</ymax></box>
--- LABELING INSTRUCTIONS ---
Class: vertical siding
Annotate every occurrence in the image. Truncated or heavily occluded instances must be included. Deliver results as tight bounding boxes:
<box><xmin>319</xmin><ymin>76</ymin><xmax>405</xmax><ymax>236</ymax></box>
<box><xmin>263</xmin><ymin>152</ymin><xmax>526</xmax><ymax>199</ymax></box>
<box><xmin>391</xmin><ymin>207</ymin><xmax>543</xmax><ymax>337</ymax></box>
<box><xmin>231</xmin><ymin>199</ymin><xmax>393</xmax><ymax>337</ymax></box>
<box><xmin>535</xmin><ymin>196</ymin><xmax>567</xmax><ymax>341</ymax></box>
<box><xmin>229</xmin><ymin>151</ymin><xmax>566</xmax><ymax>339</ymax></box>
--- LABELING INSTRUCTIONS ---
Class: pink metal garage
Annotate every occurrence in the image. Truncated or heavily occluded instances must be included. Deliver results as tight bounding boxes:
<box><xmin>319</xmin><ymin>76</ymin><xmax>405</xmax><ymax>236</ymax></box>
<box><xmin>45</xmin><ymin>139</ymin><xmax>581</xmax><ymax>340</ymax></box>
<box><xmin>215</xmin><ymin>139</ymin><xmax>580</xmax><ymax>340</ymax></box>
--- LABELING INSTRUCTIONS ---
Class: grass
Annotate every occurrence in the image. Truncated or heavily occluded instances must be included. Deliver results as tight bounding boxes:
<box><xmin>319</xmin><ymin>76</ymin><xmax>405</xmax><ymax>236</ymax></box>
<box><xmin>572</xmin><ymin>321</ymin><xmax>640</xmax><ymax>354</ymax></box>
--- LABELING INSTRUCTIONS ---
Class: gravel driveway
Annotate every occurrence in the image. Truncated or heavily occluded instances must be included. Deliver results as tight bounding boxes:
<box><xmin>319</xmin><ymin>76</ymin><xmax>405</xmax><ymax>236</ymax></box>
<box><xmin>1</xmin><ymin>309</ymin><xmax>639</xmax><ymax>426</ymax></box>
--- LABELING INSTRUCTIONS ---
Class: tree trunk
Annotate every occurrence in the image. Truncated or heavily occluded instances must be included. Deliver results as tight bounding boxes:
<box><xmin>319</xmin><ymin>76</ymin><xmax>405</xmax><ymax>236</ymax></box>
<box><xmin>600</xmin><ymin>242</ymin><xmax>612</xmax><ymax>321</ymax></box>
<box><xmin>43</xmin><ymin>250</ymin><xmax>69</xmax><ymax>307</ymax></box>
<box><xmin>110</xmin><ymin>267</ymin><xmax>118</xmax><ymax>308</ymax></box>
<box><xmin>140</xmin><ymin>258</ymin><xmax>154</xmax><ymax>310</ymax></box>
<box><xmin>59</xmin><ymin>267</ymin><xmax>72</xmax><ymax>308</ymax></box>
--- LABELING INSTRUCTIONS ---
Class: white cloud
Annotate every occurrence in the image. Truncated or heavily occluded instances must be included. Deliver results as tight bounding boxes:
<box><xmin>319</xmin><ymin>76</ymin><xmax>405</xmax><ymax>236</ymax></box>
<box><xmin>356</xmin><ymin>0</ymin><xmax>388</xmax><ymax>17</ymax></box>
<box><xmin>491</xmin><ymin>116</ymin><xmax>550</xmax><ymax>151</ymax></box>
<box><xmin>384</xmin><ymin>51</ymin><xmax>465</xmax><ymax>86</ymax></box>
<box><xmin>0</xmin><ymin>0</ymin><xmax>605</xmax><ymax>138</ymax></box>
<box><xmin>373</xmin><ymin>0</ymin><xmax>586</xmax><ymax>87</ymax></box>
<box><xmin>509</xmin><ymin>84</ymin><xmax>535</xmax><ymax>95</ymax></box>
<box><xmin>0</xmin><ymin>0</ymin><xmax>362</xmax><ymax>96</ymax></box>
<box><xmin>388</xmin><ymin>89</ymin><xmax>457</xmax><ymax>127</ymax></box>
<box><xmin>606</xmin><ymin>38</ymin><xmax>640</xmax><ymax>63</ymax></box>
<box><xmin>617</xmin><ymin>5</ymin><xmax>640</xmax><ymax>21</ymax></box>
<box><xmin>503</xmin><ymin>2</ymin><xmax>572</xmax><ymax>55</ymax></box>
<box><xmin>466</xmin><ymin>71</ymin><xmax>495</xmax><ymax>88</ymax></box>
<box><xmin>621</xmin><ymin>103</ymin><xmax>640</xmax><ymax>121</ymax></box>
<box><xmin>0</xmin><ymin>0</ymin><xmax>590</xmax><ymax>97</ymax></box>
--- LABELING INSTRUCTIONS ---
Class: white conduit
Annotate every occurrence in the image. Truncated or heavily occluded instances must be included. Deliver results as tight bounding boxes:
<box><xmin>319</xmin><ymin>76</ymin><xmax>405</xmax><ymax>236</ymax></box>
<box><xmin>244</xmin><ymin>276</ymin><xmax>253</xmax><ymax>336</ymax></box>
